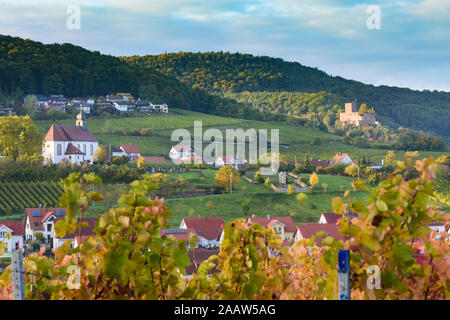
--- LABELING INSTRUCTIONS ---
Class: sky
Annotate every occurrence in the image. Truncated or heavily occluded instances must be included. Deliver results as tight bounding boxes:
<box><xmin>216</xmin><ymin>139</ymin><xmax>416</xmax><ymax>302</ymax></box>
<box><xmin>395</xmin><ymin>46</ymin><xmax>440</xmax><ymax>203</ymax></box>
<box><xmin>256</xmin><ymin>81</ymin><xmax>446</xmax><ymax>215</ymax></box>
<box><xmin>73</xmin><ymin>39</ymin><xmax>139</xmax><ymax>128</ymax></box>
<box><xmin>1</xmin><ymin>0</ymin><xmax>449</xmax><ymax>91</ymax></box>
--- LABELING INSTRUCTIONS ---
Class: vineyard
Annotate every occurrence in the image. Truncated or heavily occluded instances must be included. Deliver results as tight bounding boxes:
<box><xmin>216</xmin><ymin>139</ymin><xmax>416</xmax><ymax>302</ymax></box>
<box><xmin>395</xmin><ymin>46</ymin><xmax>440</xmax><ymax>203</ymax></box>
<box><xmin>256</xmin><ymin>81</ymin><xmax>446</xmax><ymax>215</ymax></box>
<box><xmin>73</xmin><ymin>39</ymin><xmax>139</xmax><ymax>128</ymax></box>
<box><xmin>433</xmin><ymin>178</ymin><xmax>450</xmax><ymax>206</ymax></box>
<box><xmin>0</xmin><ymin>182</ymin><xmax>63</xmax><ymax>215</ymax></box>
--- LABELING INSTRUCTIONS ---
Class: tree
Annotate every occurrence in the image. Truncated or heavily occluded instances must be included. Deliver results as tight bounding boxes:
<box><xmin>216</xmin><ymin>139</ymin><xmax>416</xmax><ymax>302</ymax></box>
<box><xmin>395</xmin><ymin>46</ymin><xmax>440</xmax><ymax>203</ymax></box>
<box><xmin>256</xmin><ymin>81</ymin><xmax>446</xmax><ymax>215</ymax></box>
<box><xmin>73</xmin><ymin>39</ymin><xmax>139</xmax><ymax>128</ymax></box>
<box><xmin>345</xmin><ymin>164</ymin><xmax>360</xmax><ymax>177</ymax></box>
<box><xmin>137</xmin><ymin>154</ymin><xmax>145</xmax><ymax>169</ymax></box>
<box><xmin>264</xmin><ymin>177</ymin><xmax>271</xmax><ymax>187</ymax></box>
<box><xmin>359</xmin><ymin>103</ymin><xmax>368</xmax><ymax>115</ymax></box>
<box><xmin>93</xmin><ymin>145</ymin><xmax>108</xmax><ymax>163</ymax></box>
<box><xmin>385</xmin><ymin>150</ymin><xmax>397</xmax><ymax>168</ymax></box>
<box><xmin>23</xmin><ymin>95</ymin><xmax>38</xmax><ymax>115</ymax></box>
<box><xmin>0</xmin><ymin>116</ymin><xmax>43</xmax><ymax>161</ymax></box>
<box><xmin>309</xmin><ymin>172</ymin><xmax>319</xmax><ymax>193</ymax></box>
<box><xmin>321</xmin><ymin>183</ymin><xmax>328</xmax><ymax>193</ymax></box>
<box><xmin>215</xmin><ymin>165</ymin><xmax>240</xmax><ymax>190</ymax></box>
<box><xmin>296</xmin><ymin>193</ymin><xmax>307</xmax><ymax>208</ymax></box>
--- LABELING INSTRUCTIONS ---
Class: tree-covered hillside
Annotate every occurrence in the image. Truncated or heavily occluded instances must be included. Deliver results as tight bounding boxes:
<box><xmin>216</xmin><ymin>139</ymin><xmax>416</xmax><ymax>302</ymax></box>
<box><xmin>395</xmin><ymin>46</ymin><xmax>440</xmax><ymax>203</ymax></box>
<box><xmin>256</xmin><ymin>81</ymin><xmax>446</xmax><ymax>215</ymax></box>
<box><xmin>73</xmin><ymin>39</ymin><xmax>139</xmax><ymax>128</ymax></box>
<box><xmin>0</xmin><ymin>35</ymin><xmax>269</xmax><ymax>121</ymax></box>
<box><xmin>124</xmin><ymin>52</ymin><xmax>450</xmax><ymax>141</ymax></box>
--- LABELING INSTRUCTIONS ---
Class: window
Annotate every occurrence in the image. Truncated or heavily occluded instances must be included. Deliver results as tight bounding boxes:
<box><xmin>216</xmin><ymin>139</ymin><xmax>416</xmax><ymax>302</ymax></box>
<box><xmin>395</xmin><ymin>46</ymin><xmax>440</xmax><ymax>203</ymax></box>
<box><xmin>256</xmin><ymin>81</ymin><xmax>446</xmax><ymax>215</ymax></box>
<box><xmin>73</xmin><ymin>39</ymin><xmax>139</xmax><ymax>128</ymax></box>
<box><xmin>47</xmin><ymin>224</ymin><xmax>52</xmax><ymax>232</ymax></box>
<box><xmin>0</xmin><ymin>231</ymin><xmax>6</xmax><ymax>238</ymax></box>
<box><xmin>90</xmin><ymin>145</ymin><xmax>93</xmax><ymax>155</ymax></box>
<box><xmin>57</xmin><ymin>144</ymin><xmax>62</xmax><ymax>155</ymax></box>
<box><xmin>83</xmin><ymin>145</ymin><xmax>86</xmax><ymax>154</ymax></box>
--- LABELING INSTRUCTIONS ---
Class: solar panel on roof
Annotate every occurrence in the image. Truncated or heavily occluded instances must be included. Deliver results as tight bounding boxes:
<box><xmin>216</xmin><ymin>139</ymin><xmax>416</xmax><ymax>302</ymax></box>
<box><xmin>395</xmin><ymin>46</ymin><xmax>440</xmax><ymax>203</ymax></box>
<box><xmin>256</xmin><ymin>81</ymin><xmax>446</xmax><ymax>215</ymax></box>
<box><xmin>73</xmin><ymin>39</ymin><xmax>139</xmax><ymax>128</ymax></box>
<box><xmin>164</xmin><ymin>229</ymin><xmax>187</xmax><ymax>234</ymax></box>
<box><xmin>55</xmin><ymin>210</ymin><xmax>65</xmax><ymax>216</ymax></box>
<box><xmin>31</xmin><ymin>210</ymin><xmax>42</xmax><ymax>217</ymax></box>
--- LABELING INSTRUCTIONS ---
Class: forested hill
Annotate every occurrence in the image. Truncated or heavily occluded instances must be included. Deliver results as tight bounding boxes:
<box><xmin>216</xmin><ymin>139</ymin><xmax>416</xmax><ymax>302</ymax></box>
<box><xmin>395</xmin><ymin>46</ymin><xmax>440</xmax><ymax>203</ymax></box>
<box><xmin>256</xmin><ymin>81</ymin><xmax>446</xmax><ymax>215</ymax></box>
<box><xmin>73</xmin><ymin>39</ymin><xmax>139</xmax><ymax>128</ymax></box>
<box><xmin>0</xmin><ymin>35</ymin><xmax>268</xmax><ymax>121</ymax></box>
<box><xmin>124</xmin><ymin>52</ymin><xmax>450</xmax><ymax>141</ymax></box>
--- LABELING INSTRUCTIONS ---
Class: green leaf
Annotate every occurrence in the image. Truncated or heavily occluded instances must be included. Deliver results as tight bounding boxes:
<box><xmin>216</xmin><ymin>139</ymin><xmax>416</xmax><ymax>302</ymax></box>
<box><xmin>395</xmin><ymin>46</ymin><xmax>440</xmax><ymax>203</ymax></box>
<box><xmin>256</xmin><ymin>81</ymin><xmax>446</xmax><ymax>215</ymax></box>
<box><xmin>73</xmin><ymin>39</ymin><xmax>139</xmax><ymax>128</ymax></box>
<box><xmin>332</xmin><ymin>196</ymin><xmax>345</xmax><ymax>214</ymax></box>
<box><xmin>376</xmin><ymin>200</ymin><xmax>388</xmax><ymax>212</ymax></box>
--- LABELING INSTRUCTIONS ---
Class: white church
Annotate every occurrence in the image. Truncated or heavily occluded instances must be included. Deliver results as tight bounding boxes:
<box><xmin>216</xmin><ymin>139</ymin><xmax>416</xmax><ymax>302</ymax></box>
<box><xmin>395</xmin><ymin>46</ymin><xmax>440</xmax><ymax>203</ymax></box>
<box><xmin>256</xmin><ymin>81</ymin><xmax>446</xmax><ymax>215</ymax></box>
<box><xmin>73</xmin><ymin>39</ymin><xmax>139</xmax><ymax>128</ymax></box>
<box><xmin>42</xmin><ymin>108</ymin><xmax>99</xmax><ymax>165</ymax></box>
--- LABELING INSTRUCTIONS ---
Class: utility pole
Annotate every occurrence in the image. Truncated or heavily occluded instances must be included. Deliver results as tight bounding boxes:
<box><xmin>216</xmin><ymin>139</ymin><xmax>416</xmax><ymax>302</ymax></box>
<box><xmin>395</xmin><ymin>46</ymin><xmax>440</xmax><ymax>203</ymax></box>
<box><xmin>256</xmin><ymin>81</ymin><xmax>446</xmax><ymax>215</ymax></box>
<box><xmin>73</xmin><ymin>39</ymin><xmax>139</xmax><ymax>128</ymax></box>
<box><xmin>12</xmin><ymin>250</ymin><xmax>25</xmax><ymax>300</ymax></box>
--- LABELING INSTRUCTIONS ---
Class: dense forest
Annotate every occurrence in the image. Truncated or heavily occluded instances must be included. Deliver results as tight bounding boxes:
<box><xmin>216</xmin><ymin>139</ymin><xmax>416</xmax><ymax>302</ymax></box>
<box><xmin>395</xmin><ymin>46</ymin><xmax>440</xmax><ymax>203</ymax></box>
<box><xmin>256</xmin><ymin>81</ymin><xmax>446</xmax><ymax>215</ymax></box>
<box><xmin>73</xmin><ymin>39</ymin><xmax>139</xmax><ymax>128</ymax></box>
<box><xmin>124</xmin><ymin>52</ymin><xmax>450</xmax><ymax>142</ymax></box>
<box><xmin>0</xmin><ymin>35</ymin><xmax>279</xmax><ymax>122</ymax></box>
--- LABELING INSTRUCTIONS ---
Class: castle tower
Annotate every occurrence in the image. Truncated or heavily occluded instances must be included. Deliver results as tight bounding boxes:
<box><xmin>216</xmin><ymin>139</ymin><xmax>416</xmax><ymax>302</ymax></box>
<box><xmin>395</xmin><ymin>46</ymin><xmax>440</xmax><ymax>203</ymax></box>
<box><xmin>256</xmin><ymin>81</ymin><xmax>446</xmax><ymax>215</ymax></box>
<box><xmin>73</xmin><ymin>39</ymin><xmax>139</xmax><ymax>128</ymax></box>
<box><xmin>76</xmin><ymin>107</ymin><xmax>87</xmax><ymax>130</ymax></box>
<box><xmin>345</xmin><ymin>101</ymin><xmax>358</xmax><ymax>114</ymax></box>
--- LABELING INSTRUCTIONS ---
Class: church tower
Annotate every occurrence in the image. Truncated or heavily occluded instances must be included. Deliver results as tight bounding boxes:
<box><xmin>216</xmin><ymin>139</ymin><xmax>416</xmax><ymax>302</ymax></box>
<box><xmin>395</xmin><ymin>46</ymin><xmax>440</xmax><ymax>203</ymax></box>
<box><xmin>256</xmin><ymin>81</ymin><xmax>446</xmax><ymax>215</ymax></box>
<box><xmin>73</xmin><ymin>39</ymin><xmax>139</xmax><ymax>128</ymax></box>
<box><xmin>76</xmin><ymin>107</ymin><xmax>87</xmax><ymax>130</ymax></box>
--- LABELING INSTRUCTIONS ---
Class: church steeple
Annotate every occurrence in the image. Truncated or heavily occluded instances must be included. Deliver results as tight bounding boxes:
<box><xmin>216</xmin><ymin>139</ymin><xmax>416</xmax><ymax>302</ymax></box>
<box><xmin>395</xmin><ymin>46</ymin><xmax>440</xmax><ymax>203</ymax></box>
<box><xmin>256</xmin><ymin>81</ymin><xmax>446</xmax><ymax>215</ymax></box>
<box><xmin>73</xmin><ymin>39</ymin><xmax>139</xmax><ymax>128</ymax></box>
<box><xmin>76</xmin><ymin>106</ymin><xmax>87</xmax><ymax>130</ymax></box>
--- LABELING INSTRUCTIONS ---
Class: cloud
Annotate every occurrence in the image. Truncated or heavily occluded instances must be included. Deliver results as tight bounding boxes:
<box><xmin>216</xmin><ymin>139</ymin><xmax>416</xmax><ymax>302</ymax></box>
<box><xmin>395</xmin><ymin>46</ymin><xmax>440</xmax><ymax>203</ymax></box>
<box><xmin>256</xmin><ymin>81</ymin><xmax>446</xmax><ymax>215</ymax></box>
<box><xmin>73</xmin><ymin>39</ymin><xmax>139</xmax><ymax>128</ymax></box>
<box><xmin>0</xmin><ymin>0</ymin><xmax>448</xmax><ymax>91</ymax></box>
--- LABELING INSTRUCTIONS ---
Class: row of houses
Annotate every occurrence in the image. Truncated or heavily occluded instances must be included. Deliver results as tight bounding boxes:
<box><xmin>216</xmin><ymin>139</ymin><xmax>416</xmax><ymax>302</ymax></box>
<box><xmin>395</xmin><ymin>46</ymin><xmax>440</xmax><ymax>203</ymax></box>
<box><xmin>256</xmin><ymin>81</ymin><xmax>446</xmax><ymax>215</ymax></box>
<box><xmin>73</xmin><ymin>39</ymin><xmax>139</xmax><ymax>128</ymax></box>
<box><xmin>1</xmin><ymin>209</ymin><xmax>446</xmax><ymax>278</ymax></box>
<box><xmin>24</xmin><ymin>93</ymin><xmax>169</xmax><ymax>114</ymax></box>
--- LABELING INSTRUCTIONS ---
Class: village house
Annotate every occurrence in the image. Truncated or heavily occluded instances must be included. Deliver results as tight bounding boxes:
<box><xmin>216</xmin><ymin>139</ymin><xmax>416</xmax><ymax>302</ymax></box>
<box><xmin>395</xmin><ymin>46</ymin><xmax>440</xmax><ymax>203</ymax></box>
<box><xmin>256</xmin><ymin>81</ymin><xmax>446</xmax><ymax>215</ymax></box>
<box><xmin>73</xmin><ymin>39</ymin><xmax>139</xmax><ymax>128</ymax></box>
<box><xmin>329</xmin><ymin>152</ymin><xmax>354</xmax><ymax>167</ymax></box>
<box><xmin>52</xmin><ymin>218</ymin><xmax>98</xmax><ymax>249</ymax></box>
<box><xmin>0</xmin><ymin>108</ymin><xmax>15</xmax><ymax>116</ymax></box>
<box><xmin>117</xmin><ymin>93</ymin><xmax>135</xmax><ymax>102</ymax></box>
<box><xmin>119</xmin><ymin>144</ymin><xmax>141</xmax><ymax>161</ymax></box>
<box><xmin>106</xmin><ymin>95</ymin><xmax>124</xmax><ymax>103</ymax></box>
<box><xmin>215</xmin><ymin>154</ymin><xmax>247</xmax><ymax>170</ymax></box>
<box><xmin>294</xmin><ymin>223</ymin><xmax>343</xmax><ymax>246</ymax></box>
<box><xmin>318</xmin><ymin>212</ymin><xmax>358</xmax><ymax>224</ymax></box>
<box><xmin>184</xmin><ymin>248</ymin><xmax>219</xmax><ymax>279</ymax></box>
<box><xmin>152</xmin><ymin>103</ymin><xmax>169</xmax><ymax>113</ymax></box>
<box><xmin>25</xmin><ymin>208</ymin><xmax>66</xmax><ymax>243</ymax></box>
<box><xmin>160</xmin><ymin>229</ymin><xmax>198</xmax><ymax>248</ymax></box>
<box><xmin>169</xmin><ymin>145</ymin><xmax>200</xmax><ymax>164</ymax></box>
<box><xmin>248</xmin><ymin>215</ymin><xmax>296</xmax><ymax>243</ymax></box>
<box><xmin>339</xmin><ymin>101</ymin><xmax>379</xmax><ymax>127</ymax></box>
<box><xmin>44</xmin><ymin>101</ymin><xmax>66</xmax><ymax>112</ymax></box>
<box><xmin>135</xmin><ymin>100</ymin><xmax>152</xmax><ymax>112</ymax></box>
<box><xmin>42</xmin><ymin>109</ymin><xmax>99</xmax><ymax>165</ymax></box>
<box><xmin>180</xmin><ymin>217</ymin><xmax>224</xmax><ymax>248</ymax></box>
<box><xmin>113</xmin><ymin>101</ymin><xmax>135</xmax><ymax>112</ymax></box>
<box><xmin>0</xmin><ymin>221</ymin><xmax>25</xmax><ymax>253</ymax></box>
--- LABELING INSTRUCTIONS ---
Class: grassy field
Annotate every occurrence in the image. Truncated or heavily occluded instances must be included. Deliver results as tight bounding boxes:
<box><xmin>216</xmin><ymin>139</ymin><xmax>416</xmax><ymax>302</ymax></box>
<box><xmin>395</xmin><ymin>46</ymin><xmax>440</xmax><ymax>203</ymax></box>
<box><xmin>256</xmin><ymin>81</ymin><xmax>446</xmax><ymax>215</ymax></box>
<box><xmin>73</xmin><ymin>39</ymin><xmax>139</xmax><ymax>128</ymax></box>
<box><xmin>35</xmin><ymin>109</ymin><xmax>449</xmax><ymax>163</ymax></box>
<box><xmin>81</xmin><ymin>170</ymin><xmax>368</xmax><ymax>226</ymax></box>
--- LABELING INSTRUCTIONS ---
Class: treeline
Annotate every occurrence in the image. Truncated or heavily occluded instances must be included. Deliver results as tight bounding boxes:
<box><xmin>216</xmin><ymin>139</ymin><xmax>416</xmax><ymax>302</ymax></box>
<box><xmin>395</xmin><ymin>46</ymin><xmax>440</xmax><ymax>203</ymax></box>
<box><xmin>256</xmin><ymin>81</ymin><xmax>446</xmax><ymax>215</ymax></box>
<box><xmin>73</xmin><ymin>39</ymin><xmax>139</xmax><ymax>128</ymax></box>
<box><xmin>124</xmin><ymin>51</ymin><xmax>450</xmax><ymax>142</ymax></box>
<box><xmin>0</xmin><ymin>35</ymin><xmax>280</xmax><ymax>123</ymax></box>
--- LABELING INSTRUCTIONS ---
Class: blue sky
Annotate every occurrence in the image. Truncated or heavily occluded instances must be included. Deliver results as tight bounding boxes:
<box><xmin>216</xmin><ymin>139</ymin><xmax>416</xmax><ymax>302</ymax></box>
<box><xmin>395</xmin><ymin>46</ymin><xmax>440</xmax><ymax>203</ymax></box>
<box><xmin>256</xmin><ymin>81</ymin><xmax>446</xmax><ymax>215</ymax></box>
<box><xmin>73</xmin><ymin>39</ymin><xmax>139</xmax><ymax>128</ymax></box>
<box><xmin>1</xmin><ymin>0</ymin><xmax>449</xmax><ymax>91</ymax></box>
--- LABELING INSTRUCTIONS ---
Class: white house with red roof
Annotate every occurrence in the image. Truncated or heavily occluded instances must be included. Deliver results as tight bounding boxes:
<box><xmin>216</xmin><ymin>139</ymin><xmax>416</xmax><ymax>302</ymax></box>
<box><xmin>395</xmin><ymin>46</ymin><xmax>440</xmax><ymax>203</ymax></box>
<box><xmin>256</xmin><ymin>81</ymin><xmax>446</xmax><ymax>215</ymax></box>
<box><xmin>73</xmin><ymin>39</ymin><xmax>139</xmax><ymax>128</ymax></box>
<box><xmin>25</xmin><ymin>208</ymin><xmax>66</xmax><ymax>243</ymax></box>
<box><xmin>52</xmin><ymin>217</ymin><xmax>98</xmax><ymax>249</ymax></box>
<box><xmin>0</xmin><ymin>221</ymin><xmax>25</xmax><ymax>253</ymax></box>
<box><xmin>180</xmin><ymin>217</ymin><xmax>224</xmax><ymax>248</ymax></box>
<box><xmin>119</xmin><ymin>144</ymin><xmax>141</xmax><ymax>161</ymax></box>
<box><xmin>42</xmin><ymin>109</ymin><xmax>98</xmax><ymax>165</ymax></box>
<box><xmin>294</xmin><ymin>223</ymin><xmax>344</xmax><ymax>246</ymax></box>
<box><xmin>169</xmin><ymin>145</ymin><xmax>202</xmax><ymax>164</ymax></box>
<box><xmin>248</xmin><ymin>215</ymin><xmax>296</xmax><ymax>242</ymax></box>
<box><xmin>329</xmin><ymin>152</ymin><xmax>354</xmax><ymax>167</ymax></box>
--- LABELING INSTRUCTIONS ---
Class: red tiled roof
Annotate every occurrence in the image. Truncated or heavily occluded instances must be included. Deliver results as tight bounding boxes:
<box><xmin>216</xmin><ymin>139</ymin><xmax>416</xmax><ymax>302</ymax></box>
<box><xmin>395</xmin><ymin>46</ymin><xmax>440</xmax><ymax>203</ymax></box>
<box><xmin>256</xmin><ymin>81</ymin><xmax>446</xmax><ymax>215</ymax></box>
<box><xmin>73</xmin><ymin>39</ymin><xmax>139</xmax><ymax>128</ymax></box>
<box><xmin>160</xmin><ymin>228</ymin><xmax>197</xmax><ymax>241</ymax></box>
<box><xmin>143</xmin><ymin>156</ymin><xmax>169</xmax><ymax>163</ymax></box>
<box><xmin>45</xmin><ymin>124</ymin><xmax>98</xmax><ymax>142</ymax></box>
<box><xmin>65</xmin><ymin>143</ymin><xmax>84</xmax><ymax>155</ymax></box>
<box><xmin>0</xmin><ymin>221</ymin><xmax>25</xmax><ymax>235</ymax></box>
<box><xmin>320</xmin><ymin>212</ymin><xmax>358</xmax><ymax>224</ymax></box>
<box><xmin>248</xmin><ymin>216</ymin><xmax>297</xmax><ymax>233</ymax></box>
<box><xmin>296</xmin><ymin>223</ymin><xmax>343</xmax><ymax>246</ymax></box>
<box><xmin>298</xmin><ymin>160</ymin><xmax>331</xmax><ymax>168</ymax></box>
<box><xmin>186</xmin><ymin>248</ymin><xmax>219</xmax><ymax>275</ymax></box>
<box><xmin>330</xmin><ymin>153</ymin><xmax>351</xmax><ymax>167</ymax></box>
<box><xmin>25</xmin><ymin>208</ymin><xmax>66</xmax><ymax>231</ymax></box>
<box><xmin>120</xmin><ymin>144</ymin><xmax>141</xmax><ymax>154</ymax></box>
<box><xmin>181</xmin><ymin>217</ymin><xmax>224</xmax><ymax>240</ymax></box>
<box><xmin>69</xmin><ymin>218</ymin><xmax>98</xmax><ymax>241</ymax></box>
